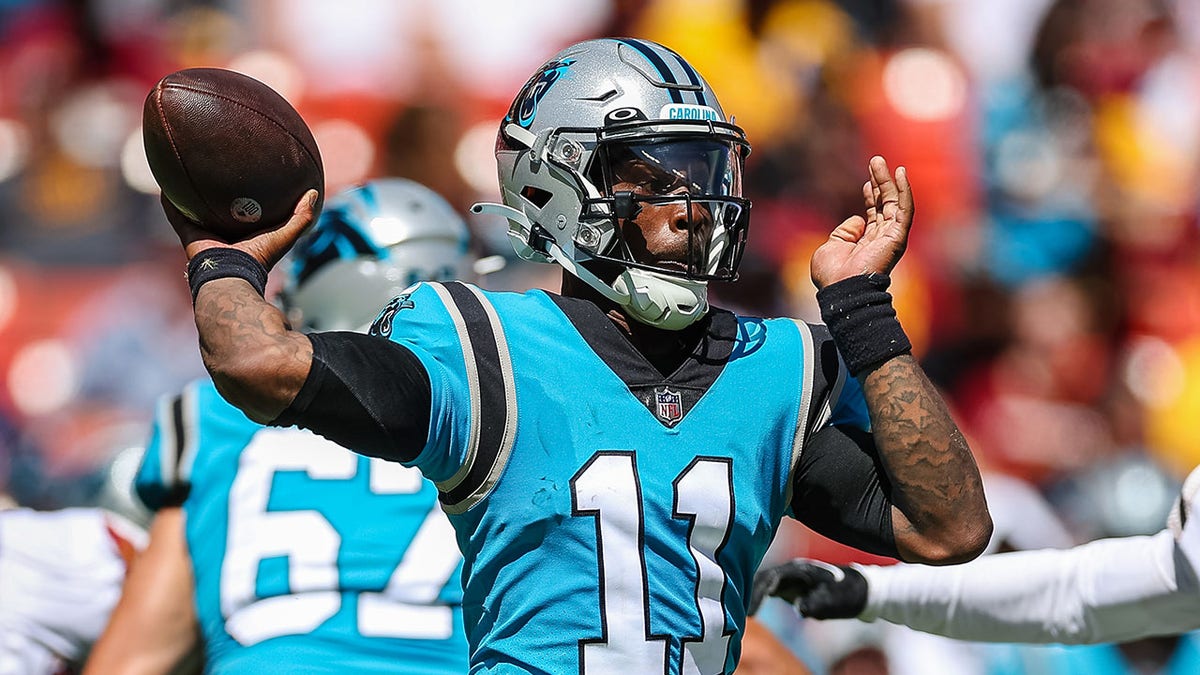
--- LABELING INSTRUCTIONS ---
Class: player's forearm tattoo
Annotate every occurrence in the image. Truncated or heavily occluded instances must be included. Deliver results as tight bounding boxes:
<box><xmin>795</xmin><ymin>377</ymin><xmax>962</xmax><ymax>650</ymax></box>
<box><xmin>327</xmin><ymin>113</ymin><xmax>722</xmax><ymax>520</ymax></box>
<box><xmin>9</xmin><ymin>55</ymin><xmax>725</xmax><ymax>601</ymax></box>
<box><xmin>193</xmin><ymin>278</ymin><xmax>312</xmax><ymax>422</ymax></box>
<box><xmin>862</xmin><ymin>355</ymin><xmax>988</xmax><ymax>555</ymax></box>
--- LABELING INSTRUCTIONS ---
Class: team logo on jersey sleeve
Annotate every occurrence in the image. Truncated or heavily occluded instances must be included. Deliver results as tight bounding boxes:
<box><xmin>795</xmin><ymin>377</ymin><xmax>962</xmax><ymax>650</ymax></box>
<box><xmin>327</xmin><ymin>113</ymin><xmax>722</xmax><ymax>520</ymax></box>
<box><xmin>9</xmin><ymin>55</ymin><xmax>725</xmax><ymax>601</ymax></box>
<box><xmin>654</xmin><ymin>386</ymin><xmax>683</xmax><ymax>426</ymax></box>
<box><xmin>368</xmin><ymin>292</ymin><xmax>415</xmax><ymax>339</ymax></box>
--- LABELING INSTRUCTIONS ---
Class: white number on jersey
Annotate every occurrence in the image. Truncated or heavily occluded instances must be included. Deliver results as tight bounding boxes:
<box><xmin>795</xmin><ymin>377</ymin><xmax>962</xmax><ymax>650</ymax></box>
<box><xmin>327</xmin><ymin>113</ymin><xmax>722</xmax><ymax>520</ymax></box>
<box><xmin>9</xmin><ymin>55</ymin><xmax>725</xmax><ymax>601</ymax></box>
<box><xmin>571</xmin><ymin>452</ymin><xmax>734</xmax><ymax>674</ymax></box>
<box><xmin>220</xmin><ymin>428</ymin><xmax>459</xmax><ymax>645</ymax></box>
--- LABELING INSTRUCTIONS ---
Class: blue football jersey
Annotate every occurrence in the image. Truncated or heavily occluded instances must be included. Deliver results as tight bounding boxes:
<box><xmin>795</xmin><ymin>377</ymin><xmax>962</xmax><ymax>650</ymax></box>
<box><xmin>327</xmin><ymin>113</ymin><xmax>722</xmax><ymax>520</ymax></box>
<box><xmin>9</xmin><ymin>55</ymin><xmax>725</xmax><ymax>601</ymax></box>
<box><xmin>136</xmin><ymin>379</ymin><xmax>468</xmax><ymax>673</ymax></box>
<box><xmin>373</xmin><ymin>282</ymin><xmax>869</xmax><ymax>674</ymax></box>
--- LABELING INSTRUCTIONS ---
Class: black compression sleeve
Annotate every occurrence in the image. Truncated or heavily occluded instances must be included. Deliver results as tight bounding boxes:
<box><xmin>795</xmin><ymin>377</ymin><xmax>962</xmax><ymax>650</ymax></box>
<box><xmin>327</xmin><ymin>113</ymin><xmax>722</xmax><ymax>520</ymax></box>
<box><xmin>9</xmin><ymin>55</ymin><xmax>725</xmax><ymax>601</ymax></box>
<box><xmin>270</xmin><ymin>331</ymin><xmax>432</xmax><ymax>463</ymax></box>
<box><xmin>792</xmin><ymin>424</ymin><xmax>899</xmax><ymax>558</ymax></box>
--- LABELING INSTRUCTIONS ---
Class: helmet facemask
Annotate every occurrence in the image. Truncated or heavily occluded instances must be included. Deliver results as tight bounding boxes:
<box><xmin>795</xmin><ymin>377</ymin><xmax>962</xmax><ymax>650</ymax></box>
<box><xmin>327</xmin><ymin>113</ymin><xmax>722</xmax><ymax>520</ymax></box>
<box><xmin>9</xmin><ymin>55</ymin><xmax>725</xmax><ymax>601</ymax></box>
<box><xmin>578</xmin><ymin>123</ymin><xmax>750</xmax><ymax>283</ymax></box>
<box><xmin>550</xmin><ymin>120</ymin><xmax>749</xmax><ymax>330</ymax></box>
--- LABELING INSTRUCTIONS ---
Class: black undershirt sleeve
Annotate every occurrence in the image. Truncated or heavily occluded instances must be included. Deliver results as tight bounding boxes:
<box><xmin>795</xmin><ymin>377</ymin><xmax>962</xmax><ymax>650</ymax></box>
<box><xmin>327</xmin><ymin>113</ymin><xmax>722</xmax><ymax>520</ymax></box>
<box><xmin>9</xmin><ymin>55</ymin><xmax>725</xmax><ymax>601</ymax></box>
<box><xmin>791</xmin><ymin>424</ymin><xmax>899</xmax><ymax>559</ymax></box>
<box><xmin>270</xmin><ymin>331</ymin><xmax>432</xmax><ymax>464</ymax></box>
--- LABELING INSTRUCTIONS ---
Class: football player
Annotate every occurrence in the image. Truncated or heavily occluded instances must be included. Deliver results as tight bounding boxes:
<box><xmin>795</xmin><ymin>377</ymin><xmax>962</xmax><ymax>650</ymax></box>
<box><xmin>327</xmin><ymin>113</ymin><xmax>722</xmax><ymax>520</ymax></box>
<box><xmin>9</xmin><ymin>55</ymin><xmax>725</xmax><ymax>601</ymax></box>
<box><xmin>85</xmin><ymin>179</ymin><xmax>475</xmax><ymax>674</ymax></box>
<box><xmin>0</xmin><ymin>505</ymin><xmax>145</xmax><ymax>675</ymax></box>
<box><xmin>752</xmin><ymin>462</ymin><xmax>1200</xmax><ymax>646</ymax></box>
<box><xmin>161</xmin><ymin>39</ymin><xmax>991</xmax><ymax>673</ymax></box>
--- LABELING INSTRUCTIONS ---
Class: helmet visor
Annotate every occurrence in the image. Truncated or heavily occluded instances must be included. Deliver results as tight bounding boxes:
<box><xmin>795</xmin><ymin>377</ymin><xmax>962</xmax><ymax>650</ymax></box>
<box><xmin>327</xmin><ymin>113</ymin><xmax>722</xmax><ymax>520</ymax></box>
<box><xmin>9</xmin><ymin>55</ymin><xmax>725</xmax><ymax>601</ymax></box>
<box><xmin>601</xmin><ymin>137</ymin><xmax>742</xmax><ymax>199</ymax></box>
<box><xmin>583</xmin><ymin>137</ymin><xmax>750</xmax><ymax>281</ymax></box>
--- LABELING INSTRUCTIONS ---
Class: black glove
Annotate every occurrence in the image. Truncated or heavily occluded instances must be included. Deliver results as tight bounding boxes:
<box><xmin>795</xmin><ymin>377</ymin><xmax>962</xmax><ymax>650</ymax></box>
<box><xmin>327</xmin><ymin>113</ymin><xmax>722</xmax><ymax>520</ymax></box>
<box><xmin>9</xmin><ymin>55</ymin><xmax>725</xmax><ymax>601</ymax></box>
<box><xmin>749</xmin><ymin>558</ymin><xmax>869</xmax><ymax>619</ymax></box>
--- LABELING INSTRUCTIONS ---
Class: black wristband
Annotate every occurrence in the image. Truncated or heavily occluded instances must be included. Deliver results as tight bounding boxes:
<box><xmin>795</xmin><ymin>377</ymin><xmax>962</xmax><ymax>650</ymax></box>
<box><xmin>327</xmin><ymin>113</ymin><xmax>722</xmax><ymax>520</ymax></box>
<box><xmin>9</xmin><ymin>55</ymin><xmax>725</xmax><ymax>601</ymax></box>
<box><xmin>186</xmin><ymin>248</ymin><xmax>268</xmax><ymax>304</ymax></box>
<box><xmin>817</xmin><ymin>273</ymin><xmax>912</xmax><ymax>377</ymax></box>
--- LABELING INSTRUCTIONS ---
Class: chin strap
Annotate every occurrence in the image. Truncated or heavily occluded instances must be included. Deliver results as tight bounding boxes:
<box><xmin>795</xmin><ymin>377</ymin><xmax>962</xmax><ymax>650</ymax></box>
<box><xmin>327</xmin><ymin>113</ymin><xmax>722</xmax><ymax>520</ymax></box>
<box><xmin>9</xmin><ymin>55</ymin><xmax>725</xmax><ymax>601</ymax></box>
<box><xmin>470</xmin><ymin>201</ymin><xmax>708</xmax><ymax>330</ymax></box>
<box><xmin>547</xmin><ymin>243</ymin><xmax>709</xmax><ymax>331</ymax></box>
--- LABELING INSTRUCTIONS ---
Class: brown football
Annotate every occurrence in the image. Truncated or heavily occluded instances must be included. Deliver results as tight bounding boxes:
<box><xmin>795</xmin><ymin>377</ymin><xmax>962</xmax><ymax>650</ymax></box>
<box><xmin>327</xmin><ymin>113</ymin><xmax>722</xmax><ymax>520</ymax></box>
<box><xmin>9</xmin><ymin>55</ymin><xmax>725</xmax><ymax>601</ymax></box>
<box><xmin>143</xmin><ymin>68</ymin><xmax>324</xmax><ymax>239</ymax></box>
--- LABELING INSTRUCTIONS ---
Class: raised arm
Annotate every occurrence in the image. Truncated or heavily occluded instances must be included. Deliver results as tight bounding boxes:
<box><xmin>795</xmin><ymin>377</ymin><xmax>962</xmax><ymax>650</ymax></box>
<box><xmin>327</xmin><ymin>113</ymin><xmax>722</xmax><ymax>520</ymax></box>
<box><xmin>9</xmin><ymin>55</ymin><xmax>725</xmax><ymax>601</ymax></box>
<box><xmin>164</xmin><ymin>193</ymin><xmax>435</xmax><ymax>462</ymax></box>
<box><xmin>164</xmin><ymin>192</ymin><xmax>317</xmax><ymax>423</ymax></box>
<box><xmin>861</xmin><ymin>354</ymin><xmax>988</xmax><ymax>563</ymax></box>
<box><xmin>811</xmin><ymin>157</ymin><xmax>990</xmax><ymax>564</ymax></box>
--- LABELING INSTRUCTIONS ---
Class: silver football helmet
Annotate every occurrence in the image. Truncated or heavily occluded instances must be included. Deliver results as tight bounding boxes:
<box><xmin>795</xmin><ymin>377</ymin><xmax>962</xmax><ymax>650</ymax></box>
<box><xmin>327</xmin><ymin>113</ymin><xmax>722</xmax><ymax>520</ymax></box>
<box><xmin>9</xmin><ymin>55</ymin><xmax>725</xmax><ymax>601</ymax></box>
<box><xmin>473</xmin><ymin>38</ymin><xmax>750</xmax><ymax>330</ymax></box>
<box><xmin>283</xmin><ymin>178</ymin><xmax>474</xmax><ymax>332</ymax></box>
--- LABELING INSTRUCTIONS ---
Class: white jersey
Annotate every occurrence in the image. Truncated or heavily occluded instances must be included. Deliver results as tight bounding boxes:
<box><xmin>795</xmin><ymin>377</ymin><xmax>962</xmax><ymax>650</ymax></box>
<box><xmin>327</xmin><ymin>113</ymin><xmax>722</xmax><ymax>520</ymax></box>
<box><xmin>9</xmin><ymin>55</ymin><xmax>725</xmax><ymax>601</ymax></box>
<box><xmin>857</xmin><ymin>465</ymin><xmax>1200</xmax><ymax>645</ymax></box>
<box><xmin>0</xmin><ymin>508</ymin><xmax>145</xmax><ymax>674</ymax></box>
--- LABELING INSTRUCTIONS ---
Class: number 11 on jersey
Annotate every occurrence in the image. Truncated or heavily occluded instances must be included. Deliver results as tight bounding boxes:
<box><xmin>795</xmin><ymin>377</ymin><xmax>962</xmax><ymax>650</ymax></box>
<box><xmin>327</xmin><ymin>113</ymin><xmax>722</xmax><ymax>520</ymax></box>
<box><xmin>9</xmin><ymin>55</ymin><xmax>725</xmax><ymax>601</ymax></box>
<box><xmin>571</xmin><ymin>452</ymin><xmax>734</xmax><ymax>675</ymax></box>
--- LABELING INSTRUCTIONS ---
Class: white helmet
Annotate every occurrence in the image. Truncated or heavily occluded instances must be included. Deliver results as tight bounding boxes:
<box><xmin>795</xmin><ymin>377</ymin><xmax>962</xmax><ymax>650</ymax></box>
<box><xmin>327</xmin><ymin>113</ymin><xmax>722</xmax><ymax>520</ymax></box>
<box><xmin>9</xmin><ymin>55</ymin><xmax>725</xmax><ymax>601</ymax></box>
<box><xmin>283</xmin><ymin>178</ymin><xmax>475</xmax><ymax>332</ymax></box>
<box><xmin>473</xmin><ymin>38</ymin><xmax>750</xmax><ymax>330</ymax></box>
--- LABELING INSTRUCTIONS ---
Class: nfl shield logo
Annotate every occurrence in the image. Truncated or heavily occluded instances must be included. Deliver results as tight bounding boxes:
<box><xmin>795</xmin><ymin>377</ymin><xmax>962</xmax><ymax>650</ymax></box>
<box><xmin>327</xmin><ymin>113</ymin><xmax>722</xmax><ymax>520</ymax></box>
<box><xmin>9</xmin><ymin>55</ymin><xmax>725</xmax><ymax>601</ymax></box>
<box><xmin>655</xmin><ymin>387</ymin><xmax>683</xmax><ymax>425</ymax></box>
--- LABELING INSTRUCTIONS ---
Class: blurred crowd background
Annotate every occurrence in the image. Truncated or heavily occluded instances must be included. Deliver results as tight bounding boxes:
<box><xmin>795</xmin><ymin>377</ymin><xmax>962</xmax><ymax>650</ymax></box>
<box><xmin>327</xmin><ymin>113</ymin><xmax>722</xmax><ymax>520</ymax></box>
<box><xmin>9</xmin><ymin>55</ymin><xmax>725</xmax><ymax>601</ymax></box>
<box><xmin>2</xmin><ymin>0</ymin><xmax>1200</xmax><ymax>672</ymax></box>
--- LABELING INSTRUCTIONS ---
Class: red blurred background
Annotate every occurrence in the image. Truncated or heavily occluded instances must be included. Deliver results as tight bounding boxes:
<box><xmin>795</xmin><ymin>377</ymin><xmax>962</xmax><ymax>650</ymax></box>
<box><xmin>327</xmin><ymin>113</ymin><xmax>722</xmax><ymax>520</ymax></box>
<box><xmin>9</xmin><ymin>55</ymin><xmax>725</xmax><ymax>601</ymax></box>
<box><xmin>1</xmin><ymin>2</ymin><xmax>1199</xmax><ymax>668</ymax></box>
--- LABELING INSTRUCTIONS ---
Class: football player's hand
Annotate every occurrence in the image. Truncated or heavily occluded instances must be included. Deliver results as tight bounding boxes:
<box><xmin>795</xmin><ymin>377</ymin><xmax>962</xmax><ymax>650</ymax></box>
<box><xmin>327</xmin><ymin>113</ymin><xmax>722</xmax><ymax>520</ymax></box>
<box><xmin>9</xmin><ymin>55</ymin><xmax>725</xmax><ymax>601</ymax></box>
<box><xmin>810</xmin><ymin>156</ymin><xmax>912</xmax><ymax>289</ymax></box>
<box><xmin>749</xmin><ymin>559</ymin><xmax>868</xmax><ymax>620</ymax></box>
<box><xmin>163</xmin><ymin>189</ymin><xmax>319</xmax><ymax>270</ymax></box>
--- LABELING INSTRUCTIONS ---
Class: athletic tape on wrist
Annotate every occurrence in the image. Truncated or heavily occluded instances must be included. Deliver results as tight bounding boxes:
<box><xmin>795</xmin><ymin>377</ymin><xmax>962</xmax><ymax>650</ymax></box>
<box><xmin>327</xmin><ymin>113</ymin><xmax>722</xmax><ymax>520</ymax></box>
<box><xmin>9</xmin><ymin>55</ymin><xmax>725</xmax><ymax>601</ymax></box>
<box><xmin>186</xmin><ymin>248</ymin><xmax>268</xmax><ymax>304</ymax></box>
<box><xmin>817</xmin><ymin>273</ymin><xmax>912</xmax><ymax>377</ymax></box>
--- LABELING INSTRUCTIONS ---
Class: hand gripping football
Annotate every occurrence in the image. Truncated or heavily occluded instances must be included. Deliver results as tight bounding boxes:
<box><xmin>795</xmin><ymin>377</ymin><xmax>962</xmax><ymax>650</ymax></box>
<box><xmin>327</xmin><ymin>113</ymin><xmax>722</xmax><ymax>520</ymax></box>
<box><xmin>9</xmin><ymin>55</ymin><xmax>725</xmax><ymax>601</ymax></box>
<box><xmin>143</xmin><ymin>67</ymin><xmax>324</xmax><ymax>239</ymax></box>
